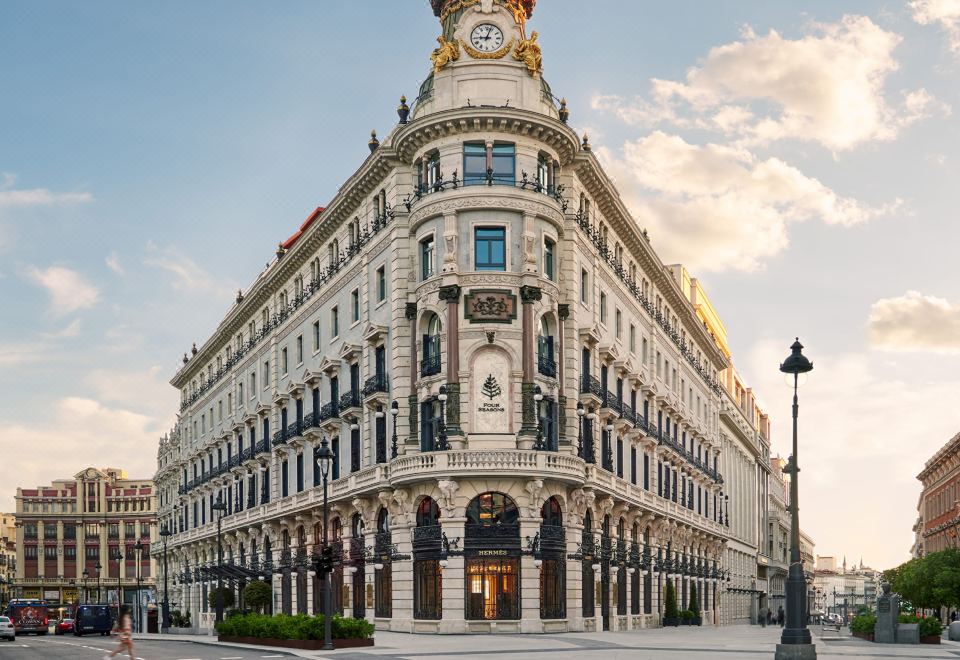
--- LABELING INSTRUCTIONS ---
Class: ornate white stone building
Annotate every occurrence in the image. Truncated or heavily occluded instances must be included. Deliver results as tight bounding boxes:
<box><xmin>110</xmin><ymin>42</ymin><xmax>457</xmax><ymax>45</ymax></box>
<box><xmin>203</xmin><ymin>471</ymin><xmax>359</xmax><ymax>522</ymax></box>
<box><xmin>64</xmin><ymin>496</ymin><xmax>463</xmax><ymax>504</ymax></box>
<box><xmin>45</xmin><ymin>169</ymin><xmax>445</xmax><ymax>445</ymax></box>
<box><xmin>154</xmin><ymin>0</ymin><xmax>759</xmax><ymax>634</ymax></box>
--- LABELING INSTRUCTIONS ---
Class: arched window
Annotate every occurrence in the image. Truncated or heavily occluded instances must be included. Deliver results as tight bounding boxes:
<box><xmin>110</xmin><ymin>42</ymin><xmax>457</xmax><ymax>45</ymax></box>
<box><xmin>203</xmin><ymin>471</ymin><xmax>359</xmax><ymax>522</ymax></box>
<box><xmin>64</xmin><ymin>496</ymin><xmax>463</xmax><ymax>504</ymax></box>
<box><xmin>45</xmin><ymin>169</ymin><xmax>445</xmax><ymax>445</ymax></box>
<box><xmin>421</xmin><ymin>313</ymin><xmax>442</xmax><ymax>377</ymax></box>
<box><xmin>351</xmin><ymin>513</ymin><xmax>366</xmax><ymax>618</ymax></box>
<box><xmin>540</xmin><ymin>497</ymin><xmax>565</xmax><ymax>619</ymax></box>
<box><xmin>466</xmin><ymin>492</ymin><xmax>518</xmax><ymax>527</ymax></box>
<box><xmin>413</xmin><ymin>497</ymin><xmax>442</xmax><ymax>620</ymax></box>
<box><xmin>465</xmin><ymin>493</ymin><xmax>520</xmax><ymax>620</ymax></box>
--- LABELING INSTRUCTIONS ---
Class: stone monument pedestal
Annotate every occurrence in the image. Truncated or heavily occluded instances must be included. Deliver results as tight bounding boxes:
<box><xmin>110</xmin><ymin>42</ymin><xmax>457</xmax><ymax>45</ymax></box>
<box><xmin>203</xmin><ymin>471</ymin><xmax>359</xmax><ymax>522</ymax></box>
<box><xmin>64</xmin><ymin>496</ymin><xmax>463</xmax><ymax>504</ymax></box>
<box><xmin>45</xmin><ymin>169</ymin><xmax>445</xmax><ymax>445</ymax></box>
<box><xmin>774</xmin><ymin>643</ymin><xmax>817</xmax><ymax>660</ymax></box>
<box><xmin>874</xmin><ymin>583</ymin><xmax>899</xmax><ymax>644</ymax></box>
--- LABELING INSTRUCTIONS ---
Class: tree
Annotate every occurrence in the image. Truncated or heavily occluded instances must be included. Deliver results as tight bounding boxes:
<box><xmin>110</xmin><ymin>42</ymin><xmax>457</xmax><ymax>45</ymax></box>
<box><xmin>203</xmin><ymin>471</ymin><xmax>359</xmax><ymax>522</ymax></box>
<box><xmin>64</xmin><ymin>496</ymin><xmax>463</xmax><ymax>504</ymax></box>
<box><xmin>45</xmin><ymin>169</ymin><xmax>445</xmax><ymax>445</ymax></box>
<box><xmin>886</xmin><ymin>549</ymin><xmax>960</xmax><ymax>611</ymax></box>
<box><xmin>243</xmin><ymin>580</ymin><xmax>272</xmax><ymax>614</ymax></box>
<box><xmin>664</xmin><ymin>580</ymin><xmax>679</xmax><ymax>620</ymax></box>
<box><xmin>688</xmin><ymin>582</ymin><xmax>700</xmax><ymax>617</ymax></box>
<box><xmin>207</xmin><ymin>586</ymin><xmax>236</xmax><ymax>610</ymax></box>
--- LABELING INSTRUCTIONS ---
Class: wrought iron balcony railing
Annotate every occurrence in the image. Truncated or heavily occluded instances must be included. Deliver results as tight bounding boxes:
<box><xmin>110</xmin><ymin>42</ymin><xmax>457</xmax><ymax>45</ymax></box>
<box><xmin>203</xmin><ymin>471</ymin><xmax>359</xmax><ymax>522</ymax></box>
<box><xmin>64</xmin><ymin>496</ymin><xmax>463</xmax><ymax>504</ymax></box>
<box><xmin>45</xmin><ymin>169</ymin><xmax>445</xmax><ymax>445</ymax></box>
<box><xmin>362</xmin><ymin>373</ymin><xmax>389</xmax><ymax>397</ymax></box>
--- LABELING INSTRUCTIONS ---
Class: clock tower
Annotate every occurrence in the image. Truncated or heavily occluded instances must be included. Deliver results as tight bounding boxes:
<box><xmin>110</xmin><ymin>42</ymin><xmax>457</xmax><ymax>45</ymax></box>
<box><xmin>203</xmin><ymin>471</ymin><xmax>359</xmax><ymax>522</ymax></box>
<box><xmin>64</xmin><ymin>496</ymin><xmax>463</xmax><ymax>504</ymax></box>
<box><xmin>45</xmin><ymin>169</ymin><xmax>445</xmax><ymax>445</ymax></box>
<box><xmin>414</xmin><ymin>0</ymin><xmax>558</xmax><ymax>120</ymax></box>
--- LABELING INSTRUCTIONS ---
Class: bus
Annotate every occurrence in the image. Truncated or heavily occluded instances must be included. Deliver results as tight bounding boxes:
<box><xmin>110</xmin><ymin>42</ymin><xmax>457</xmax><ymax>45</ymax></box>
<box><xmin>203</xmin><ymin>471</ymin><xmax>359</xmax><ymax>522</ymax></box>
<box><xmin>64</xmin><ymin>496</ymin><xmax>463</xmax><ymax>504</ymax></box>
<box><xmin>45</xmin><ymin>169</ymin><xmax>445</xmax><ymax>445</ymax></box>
<box><xmin>5</xmin><ymin>599</ymin><xmax>49</xmax><ymax>635</ymax></box>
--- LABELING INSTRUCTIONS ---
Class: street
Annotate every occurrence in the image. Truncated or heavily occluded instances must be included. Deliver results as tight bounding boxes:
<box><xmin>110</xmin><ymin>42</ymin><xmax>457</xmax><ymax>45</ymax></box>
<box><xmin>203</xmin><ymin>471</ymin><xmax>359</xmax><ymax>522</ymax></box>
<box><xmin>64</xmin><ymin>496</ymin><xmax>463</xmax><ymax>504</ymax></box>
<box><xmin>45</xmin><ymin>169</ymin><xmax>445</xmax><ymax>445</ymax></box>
<box><xmin>0</xmin><ymin>635</ymin><xmax>293</xmax><ymax>660</ymax></box>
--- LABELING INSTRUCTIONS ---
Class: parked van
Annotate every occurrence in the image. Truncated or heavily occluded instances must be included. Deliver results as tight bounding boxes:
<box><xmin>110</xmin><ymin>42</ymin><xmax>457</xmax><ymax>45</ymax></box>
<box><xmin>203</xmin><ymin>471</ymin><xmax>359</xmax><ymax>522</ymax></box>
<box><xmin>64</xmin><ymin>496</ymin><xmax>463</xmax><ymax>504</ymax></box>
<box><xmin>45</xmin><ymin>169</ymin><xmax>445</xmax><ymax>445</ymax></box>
<box><xmin>73</xmin><ymin>605</ymin><xmax>112</xmax><ymax>636</ymax></box>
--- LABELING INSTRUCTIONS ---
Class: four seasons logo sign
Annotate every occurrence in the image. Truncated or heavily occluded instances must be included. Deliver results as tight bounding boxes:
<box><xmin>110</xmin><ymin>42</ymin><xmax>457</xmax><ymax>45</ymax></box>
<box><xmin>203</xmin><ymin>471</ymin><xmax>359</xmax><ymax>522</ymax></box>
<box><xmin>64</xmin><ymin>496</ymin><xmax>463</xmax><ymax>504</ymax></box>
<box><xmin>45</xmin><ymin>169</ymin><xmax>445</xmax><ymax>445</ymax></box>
<box><xmin>478</xmin><ymin>374</ymin><xmax>505</xmax><ymax>413</ymax></box>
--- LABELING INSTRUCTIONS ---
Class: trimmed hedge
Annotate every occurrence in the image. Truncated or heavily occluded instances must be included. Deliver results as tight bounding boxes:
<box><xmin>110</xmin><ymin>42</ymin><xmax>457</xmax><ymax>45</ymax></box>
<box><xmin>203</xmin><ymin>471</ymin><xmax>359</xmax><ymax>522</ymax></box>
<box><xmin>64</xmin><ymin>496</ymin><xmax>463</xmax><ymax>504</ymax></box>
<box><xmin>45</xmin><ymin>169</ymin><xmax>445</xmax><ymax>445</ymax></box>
<box><xmin>215</xmin><ymin>613</ymin><xmax>374</xmax><ymax>640</ymax></box>
<box><xmin>897</xmin><ymin>613</ymin><xmax>942</xmax><ymax>637</ymax></box>
<box><xmin>850</xmin><ymin>613</ymin><xmax>876</xmax><ymax>634</ymax></box>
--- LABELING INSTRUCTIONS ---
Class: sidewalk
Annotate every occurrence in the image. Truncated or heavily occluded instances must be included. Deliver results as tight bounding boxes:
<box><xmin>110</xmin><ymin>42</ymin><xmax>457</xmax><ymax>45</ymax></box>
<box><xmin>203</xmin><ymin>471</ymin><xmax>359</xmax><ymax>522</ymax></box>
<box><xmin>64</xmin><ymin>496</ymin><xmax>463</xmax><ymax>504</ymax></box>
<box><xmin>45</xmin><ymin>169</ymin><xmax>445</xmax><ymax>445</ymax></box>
<box><xmin>132</xmin><ymin>632</ymin><xmax>307</xmax><ymax>658</ymax></box>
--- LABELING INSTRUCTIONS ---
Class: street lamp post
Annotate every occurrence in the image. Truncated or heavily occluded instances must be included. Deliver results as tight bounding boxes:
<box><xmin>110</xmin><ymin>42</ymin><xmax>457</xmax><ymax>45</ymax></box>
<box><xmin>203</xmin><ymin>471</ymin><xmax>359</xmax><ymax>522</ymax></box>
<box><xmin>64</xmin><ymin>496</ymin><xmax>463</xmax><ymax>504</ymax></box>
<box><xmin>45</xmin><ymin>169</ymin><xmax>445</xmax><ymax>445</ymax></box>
<box><xmin>160</xmin><ymin>525</ymin><xmax>171</xmax><ymax>633</ymax></box>
<box><xmin>95</xmin><ymin>562</ymin><xmax>102</xmax><ymax>603</ymax></box>
<box><xmin>775</xmin><ymin>339</ymin><xmax>815</xmax><ymax>660</ymax></box>
<box><xmin>114</xmin><ymin>550</ymin><xmax>124</xmax><ymax>614</ymax></box>
<box><xmin>533</xmin><ymin>385</ymin><xmax>545</xmax><ymax>450</ymax></box>
<box><xmin>390</xmin><ymin>400</ymin><xmax>399</xmax><ymax>459</ymax></box>
<box><xmin>133</xmin><ymin>539</ymin><xmax>144</xmax><ymax>633</ymax></box>
<box><xmin>436</xmin><ymin>386</ymin><xmax>449</xmax><ymax>451</ymax></box>
<box><xmin>211</xmin><ymin>496</ymin><xmax>227</xmax><ymax>624</ymax></box>
<box><xmin>314</xmin><ymin>436</ymin><xmax>335</xmax><ymax>651</ymax></box>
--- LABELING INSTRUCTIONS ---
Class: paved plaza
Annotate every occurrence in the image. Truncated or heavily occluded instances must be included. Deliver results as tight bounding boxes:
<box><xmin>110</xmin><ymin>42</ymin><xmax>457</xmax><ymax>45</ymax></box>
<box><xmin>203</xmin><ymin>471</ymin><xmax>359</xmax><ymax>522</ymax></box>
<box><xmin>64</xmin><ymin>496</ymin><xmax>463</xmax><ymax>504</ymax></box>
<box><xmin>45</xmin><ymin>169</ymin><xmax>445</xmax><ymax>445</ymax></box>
<box><xmin>0</xmin><ymin>626</ymin><xmax>957</xmax><ymax>660</ymax></box>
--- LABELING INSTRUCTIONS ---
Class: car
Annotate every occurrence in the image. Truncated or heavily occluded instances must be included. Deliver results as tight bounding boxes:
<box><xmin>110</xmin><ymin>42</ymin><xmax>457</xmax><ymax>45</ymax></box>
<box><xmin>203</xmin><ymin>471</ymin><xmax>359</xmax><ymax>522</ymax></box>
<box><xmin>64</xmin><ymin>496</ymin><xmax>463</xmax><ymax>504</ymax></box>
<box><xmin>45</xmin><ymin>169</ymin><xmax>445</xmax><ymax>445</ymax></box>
<box><xmin>54</xmin><ymin>619</ymin><xmax>74</xmax><ymax>635</ymax></box>
<box><xmin>821</xmin><ymin>613</ymin><xmax>843</xmax><ymax>631</ymax></box>
<box><xmin>0</xmin><ymin>616</ymin><xmax>15</xmax><ymax>641</ymax></box>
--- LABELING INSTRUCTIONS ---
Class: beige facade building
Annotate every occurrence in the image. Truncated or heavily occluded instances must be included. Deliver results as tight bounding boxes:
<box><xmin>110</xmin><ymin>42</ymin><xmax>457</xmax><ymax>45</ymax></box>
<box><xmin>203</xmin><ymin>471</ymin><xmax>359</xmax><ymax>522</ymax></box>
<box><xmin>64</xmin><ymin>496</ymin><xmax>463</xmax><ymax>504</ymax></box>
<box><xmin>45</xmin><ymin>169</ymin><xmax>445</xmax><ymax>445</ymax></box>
<box><xmin>1</xmin><ymin>513</ymin><xmax>15</xmax><ymax>607</ymax></box>
<box><xmin>154</xmin><ymin>0</ymin><xmax>782</xmax><ymax>635</ymax></box>
<box><xmin>13</xmin><ymin>468</ymin><xmax>157</xmax><ymax>616</ymax></box>
<box><xmin>813</xmin><ymin>558</ymin><xmax>878</xmax><ymax>620</ymax></box>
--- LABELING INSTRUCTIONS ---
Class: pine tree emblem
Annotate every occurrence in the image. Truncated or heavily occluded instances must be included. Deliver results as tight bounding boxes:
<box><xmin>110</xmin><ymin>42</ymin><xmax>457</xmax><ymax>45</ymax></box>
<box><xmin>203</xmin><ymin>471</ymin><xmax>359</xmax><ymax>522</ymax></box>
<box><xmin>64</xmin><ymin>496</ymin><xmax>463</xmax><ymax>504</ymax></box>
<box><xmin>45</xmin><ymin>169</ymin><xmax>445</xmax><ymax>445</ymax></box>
<box><xmin>481</xmin><ymin>375</ymin><xmax>502</xmax><ymax>400</ymax></box>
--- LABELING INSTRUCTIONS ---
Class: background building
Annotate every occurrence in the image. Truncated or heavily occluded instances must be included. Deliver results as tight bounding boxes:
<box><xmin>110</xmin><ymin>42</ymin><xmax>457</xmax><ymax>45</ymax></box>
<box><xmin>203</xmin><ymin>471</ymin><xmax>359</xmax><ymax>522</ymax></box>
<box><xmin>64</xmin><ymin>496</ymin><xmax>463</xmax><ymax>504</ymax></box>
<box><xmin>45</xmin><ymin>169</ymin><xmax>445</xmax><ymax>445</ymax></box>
<box><xmin>813</xmin><ymin>557</ymin><xmax>878</xmax><ymax>622</ymax></box>
<box><xmin>0</xmin><ymin>513</ymin><xmax>15</xmax><ymax>608</ymax></box>
<box><xmin>14</xmin><ymin>468</ymin><xmax>157</xmax><ymax>625</ymax></box>
<box><xmin>916</xmin><ymin>431</ymin><xmax>960</xmax><ymax>555</ymax></box>
<box><xmin>766</xmin><ymin>456</ymin><xmax>789</xmax><ymax>613</ymax></box>
<box><xmin>155</xmin><ymin>0</ymin><xmax>784</xmax><ymax>635</ymax></box>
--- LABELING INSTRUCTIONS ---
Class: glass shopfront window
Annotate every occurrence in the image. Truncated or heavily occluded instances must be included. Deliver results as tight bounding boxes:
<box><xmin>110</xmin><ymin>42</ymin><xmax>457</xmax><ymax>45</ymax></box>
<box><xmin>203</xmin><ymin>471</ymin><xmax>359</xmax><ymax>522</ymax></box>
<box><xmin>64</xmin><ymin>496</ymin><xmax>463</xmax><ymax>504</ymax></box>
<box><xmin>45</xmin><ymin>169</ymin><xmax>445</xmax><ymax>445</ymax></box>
<box><xmin>465</xmin><ymin>557</ymin><xmax>519</xmax><ymax>620</ymax></box>
<box><xmin>540</xmin><ymin>497</ymin><xmax>566</xmax><ymax>619</ymax></box>
<box><xmin>413</xmin><ymin>497</ymin><xmax>442</xmax><ymax>620</ymax></box>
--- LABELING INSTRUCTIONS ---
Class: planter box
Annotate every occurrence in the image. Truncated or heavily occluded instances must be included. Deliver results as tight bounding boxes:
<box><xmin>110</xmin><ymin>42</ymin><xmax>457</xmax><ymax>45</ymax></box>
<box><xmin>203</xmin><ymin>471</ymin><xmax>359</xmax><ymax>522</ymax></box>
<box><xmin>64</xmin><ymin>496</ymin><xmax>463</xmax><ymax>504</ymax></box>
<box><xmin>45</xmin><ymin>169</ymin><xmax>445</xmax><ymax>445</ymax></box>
<box><xmin>920</xmin><ymin>635</ymin><xmax>941</xmax><ymax>644</ymax></box>
<box><xmin>851</xmin><ymin>631</ymin><xmax>874</xmax><ymax>641</ymax></box>
<box><xmin>692</xmin><ymin>617</ymin><xmax>702</xmax><ymax>627</ymax></box>
<box><xmin>663</xmin><ymin>617</ymin><xmax>679</xmax><ymax>627</ymax></box>
<box><xmin>218</xmin><ymin>635</ymin><xmax>374</xmax><ymax>650</ymax></box>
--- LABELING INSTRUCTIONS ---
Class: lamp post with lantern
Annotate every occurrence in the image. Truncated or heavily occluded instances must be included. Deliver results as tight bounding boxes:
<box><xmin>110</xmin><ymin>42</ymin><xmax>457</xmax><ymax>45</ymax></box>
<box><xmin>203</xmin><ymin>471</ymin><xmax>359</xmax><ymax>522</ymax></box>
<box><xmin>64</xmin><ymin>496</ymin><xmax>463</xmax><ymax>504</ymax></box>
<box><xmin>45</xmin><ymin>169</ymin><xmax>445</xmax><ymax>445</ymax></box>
<box><xmin>314</xmin><ymin>436</ymin><xmax>335</xmax><ymax>651</ymax></box>
<box><xmin>775</xmin><ymin>339</ymin><xmax>816</xmax><ymax>660</ymax></box>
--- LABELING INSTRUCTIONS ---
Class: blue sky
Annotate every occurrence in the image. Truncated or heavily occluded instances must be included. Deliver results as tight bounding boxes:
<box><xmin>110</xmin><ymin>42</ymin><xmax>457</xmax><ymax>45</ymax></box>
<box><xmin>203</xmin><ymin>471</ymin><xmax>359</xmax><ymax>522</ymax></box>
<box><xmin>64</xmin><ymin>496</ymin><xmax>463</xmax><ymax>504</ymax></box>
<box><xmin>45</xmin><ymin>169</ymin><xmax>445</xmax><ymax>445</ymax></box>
<box><xmin>2</xmin><ymin>1</ymin><xmax>959</xmax><ymax>570</ymax></box>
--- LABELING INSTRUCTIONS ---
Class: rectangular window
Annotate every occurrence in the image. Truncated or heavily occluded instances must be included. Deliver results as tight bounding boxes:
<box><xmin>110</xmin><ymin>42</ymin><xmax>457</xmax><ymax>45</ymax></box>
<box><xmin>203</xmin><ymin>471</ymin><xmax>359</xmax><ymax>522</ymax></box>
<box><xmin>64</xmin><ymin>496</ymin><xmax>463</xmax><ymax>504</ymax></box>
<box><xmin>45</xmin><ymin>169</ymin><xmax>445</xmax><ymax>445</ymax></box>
<box><xmin>600</xmin><ymin>292</ymin><xmax>607</xmax><ymax>324</ymax></box>
<box><xmin>580</xmin><ymin>268</ymin><xmax>589</xmax><ymax>303</ymax></box>
<box><xmin>630</xmin><ymin>325</ymin><xmax>636</xmax><ymax>352</ymax></box>
<box><xmin>250</xmin><ymin>372</ymin><xmax>256</xmax><ymax>396</ymax></box>
<box><xmin>281</xmin><ymin>348</ymin><xmax>288</xmax><ymax>375</ymax></box>
<box><xmin>331</xmin><ymin>306</ymin><xmax>339</xmax><ymax>338</ymax></box>
<box><xmin>544</xmin><ymin>237</ymin><xmax>555</xmax><ymax>280</ymax></box>
<box><xmin>296</xmin><ymin>335</ymin><xmax>303</xmax><ymax>364</ymax></box>
<box><xmin>313</xmin><ymin>320</ymin><xmax>320</xmax><ymax>351</ymax></box>
<box><xmin>463</xmin><ymin>142</ymin><xmax>515</xmax><ymax>186</ymax></box>
<box><xmin>351</xmin><ymin>289</ymin><xmax>360</xmax><ymax>322</ymax></box>
<box><xmin>475</xmin><ymin>227</ymin><xmax>506</xmax><ymax>271</ymax></box>
<box><xmin>421</xmin><ymin>236</ymin><xmax>435</xmax><ymax>279</ymax></box>
<box><xmin>615</xmin><ymin>309</ymin><xmax>622</xmax><ymax>338</ymax></box>
<box><xmin>491</xmin><ymin>143</ymin><xmax>516</xmax><ymax>184</ymax></box>
<box><xmin>376</xmin><ymin>266</ymin><xmax>386</xmax><ymax>302</ymax></box>
<box><xmin>463</xmin><ymin>142</ymin><xmax>487</xmax><ymax>185</ymax></box>
<box><xmin>263</xmin><ymin>360</ymin><xmax>270</xmax><ymax>389</ymax></box>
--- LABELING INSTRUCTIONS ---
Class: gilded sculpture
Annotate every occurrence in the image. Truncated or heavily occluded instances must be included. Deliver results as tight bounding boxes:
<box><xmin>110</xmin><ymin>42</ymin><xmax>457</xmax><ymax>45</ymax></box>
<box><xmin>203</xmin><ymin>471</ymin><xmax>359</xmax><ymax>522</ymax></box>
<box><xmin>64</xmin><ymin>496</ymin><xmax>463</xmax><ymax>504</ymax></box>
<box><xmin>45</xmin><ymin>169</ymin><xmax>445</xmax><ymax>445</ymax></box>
<box><xmin>513</xmin><ymin>30</ymin><xmax>542</xmax><ymax>75</ymax></box>
<box><xmin>430</xmin><ymin>35</ymin><xmax>460</xmax><ymax>73</ymax></box>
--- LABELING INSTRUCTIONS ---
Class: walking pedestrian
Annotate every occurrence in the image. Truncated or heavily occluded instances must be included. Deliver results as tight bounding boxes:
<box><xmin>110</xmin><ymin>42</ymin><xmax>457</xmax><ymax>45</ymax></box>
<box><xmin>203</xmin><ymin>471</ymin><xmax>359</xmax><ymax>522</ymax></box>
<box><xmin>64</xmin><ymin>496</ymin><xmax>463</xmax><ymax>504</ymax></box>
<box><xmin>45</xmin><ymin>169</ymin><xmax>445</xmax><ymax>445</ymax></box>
<box><xmin>104</xmin><ymin>606</ymin><xmax>135</xmax><ymax>660</ymax></box>
<box><xmin>760</xmin><ymin>607</ymin><xmax>767</xmax><ymax>627</ymax></box>
<box><xmin>777</xmin><ymin>606</ymin><xmax>785</xmax><ymax>627</ymax></box>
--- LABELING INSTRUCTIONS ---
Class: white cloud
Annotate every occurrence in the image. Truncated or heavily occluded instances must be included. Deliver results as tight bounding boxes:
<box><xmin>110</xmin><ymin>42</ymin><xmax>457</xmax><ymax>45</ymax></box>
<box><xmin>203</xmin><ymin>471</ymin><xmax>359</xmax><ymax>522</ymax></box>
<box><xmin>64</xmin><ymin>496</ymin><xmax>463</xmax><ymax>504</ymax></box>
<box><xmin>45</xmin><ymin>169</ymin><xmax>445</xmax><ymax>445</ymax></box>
<box><xmin>144</xmin><ymin>244</ymin><xmax>235</xmax><ymax>300</ymax></box>
<box><xmin>105</xmin><ymin>251</ymin><xmax>124</xmax><ymax>275</ymax></box>
<box><xmin>26</xmin><ymin>265</ymin><xmax>100</xmax><ymax>316</ymax></box>
<box><xmin>41</xmin><ymin>318</ymin><xmax>82</xmax><ymax>339</ymax></box>
<box><xmin>0</xmin><ymin>398</ymin><xmax>162</xmax><ymax>512</ymax></box>
<box><xmin>868</xmin><ymin>290</ymin><xmax>960</xmax><ymax>352</ymax></box>
<box><xmin>595</xmin><ymin>132</ymin><xmax>898</xmax><ymax>272</ymax></box>
<box><xmin>593</xmin><ymin>15</ymin><xmax>946</xmax><ymax>152</ymax></box>
<box><xmin>0</xmin><ymin>341</ymin><xmax>53</xmax><ymax>367</ymax></box>
<box><xmin>743</xmin><ymin>340</ymin><xmax>960</xmax><ymax>570</ymax></box>
<box><xmin>83</xmin><ymin>365</ymin><xmax>177</xmax><ymax>420</ymax></box>
<box><xmin>0</xmin><ymin>174</ymin><xmax>93</xmax><ymax>250</ymax></box>
<box><xmin>911</xmin><ymin>0</ymin><xmax>960</xmax><ymax>56</ymax></box>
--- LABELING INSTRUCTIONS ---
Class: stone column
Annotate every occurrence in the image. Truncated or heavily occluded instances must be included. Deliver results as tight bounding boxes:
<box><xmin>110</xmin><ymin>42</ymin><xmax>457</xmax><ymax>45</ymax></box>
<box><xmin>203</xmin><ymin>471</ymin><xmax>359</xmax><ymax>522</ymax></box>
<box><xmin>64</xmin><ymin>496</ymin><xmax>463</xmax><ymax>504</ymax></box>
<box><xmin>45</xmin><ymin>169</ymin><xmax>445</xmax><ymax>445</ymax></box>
<box><xmin>438</xmin><ymin>284</ymin><xmax>462</xmax><ymax>437</ymax></box>
<box><xmin>519</xmin><ymin>516</ymin><xmax>541</xmax><ymax>632</ymax></box>
<box><xmin>439</xmin><ymin>517</ymin><xmax>466</xmax><ymax>633</ymax></box>
<box><xmin>566</xmin><ymin>519</ymin><xmax>584</xmax><ymax>632</ymax></box>
<box><xmin>519</xmin><ymin>285</ymin><xmax>542</xmax><ymax>444</ymax></box>
<box><xmin>406</xmin><ymin>303</ymin><xmax>418</xmax><ymax>451</ymax></box>
<box><xmin>391</xmin><ymin>520</ymin><xmax>414</xmax><ymax>632</ymax></box>
<box><xmin>557</xmin><ymin>304</ymin><xmax>569</xmax><ymax>445</ymax></box>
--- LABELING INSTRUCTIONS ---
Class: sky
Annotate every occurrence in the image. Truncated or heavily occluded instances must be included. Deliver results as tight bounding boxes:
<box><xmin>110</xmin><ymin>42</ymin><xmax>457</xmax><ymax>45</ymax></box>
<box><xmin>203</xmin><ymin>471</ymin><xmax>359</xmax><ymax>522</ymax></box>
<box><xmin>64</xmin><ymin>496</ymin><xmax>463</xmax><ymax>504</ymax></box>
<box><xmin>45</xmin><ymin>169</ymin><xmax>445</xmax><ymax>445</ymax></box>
<box><xmin>1</xmin><ymin>0</ymin><xmax>958</xmax><ymax>572</ymax></box>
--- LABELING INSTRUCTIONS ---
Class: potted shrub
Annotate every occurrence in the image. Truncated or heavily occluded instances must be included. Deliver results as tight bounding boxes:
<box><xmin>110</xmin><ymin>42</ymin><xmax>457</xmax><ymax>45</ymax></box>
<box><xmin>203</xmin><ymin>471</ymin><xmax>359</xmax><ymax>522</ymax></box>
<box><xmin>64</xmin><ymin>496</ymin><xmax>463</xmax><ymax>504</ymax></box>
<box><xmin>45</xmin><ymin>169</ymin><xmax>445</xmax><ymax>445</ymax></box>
<box><xmin>663</xmin><ymin>581</ymin><xmax>680</xmax><ymax>627</ymax></box>
<box><xmin>216</xmin><ymin>612</ymin><xmax>375</xmax><ymax>650</ymax></box>
<box><xmin>850</xmin><ymin>613</ymin><xmax>876</xmax><ymax>641</ymax></box>
<box><xmin>919</xmin><ymin>616</ymin><xmax>942</xmax><ymax>644</ymax></box>
<box><xmin>207</xmin><ymin>587</ymin><xmax>236</xmax><ymax>611</ymax></box>
<box><xmin>688</xmin><ymin>583</ymin><xmax>701</xmax><ymax>626</ymax></box>
<box><xmin>679</xmin><ymin>610</ymin><xmax>694</xmax><ymax>625</ymax></box>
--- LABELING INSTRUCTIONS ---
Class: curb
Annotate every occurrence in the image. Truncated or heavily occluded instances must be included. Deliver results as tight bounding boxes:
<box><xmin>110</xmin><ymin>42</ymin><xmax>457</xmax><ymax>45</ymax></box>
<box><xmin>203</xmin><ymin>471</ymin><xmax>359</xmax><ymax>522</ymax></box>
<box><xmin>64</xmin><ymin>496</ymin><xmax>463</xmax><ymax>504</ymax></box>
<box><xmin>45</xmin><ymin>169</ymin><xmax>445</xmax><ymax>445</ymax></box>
<box><xmin>131</xmin><ymin>635</ymin><xmax>304</xmax><ymax>657</ymax></box>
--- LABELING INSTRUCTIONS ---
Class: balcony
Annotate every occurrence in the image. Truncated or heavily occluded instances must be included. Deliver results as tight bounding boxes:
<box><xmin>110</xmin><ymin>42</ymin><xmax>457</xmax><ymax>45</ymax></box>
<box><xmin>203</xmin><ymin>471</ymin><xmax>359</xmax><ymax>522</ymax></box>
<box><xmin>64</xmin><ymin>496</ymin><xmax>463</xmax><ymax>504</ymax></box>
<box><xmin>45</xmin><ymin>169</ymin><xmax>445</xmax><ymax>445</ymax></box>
<box><xmin>272</xmin><ymin>428</ymin><xmax>289</xmax><ymax>448</ymax></box>
<box><xmin>403</xmin><ymin>171</ymin><xmax>567</xmax><ymax>212</ymax></box>
<box><xmin>362</xmin><ymin>373</ymin><xmax>389</xmax><ymax>398</ymax></box>
<box><xmin>580</xmin><ymin>374</ymin><xmax>603</xmax><ymax>400</ymax></box>
<box><xmin>318</xmin><ymin>401</ymin><xmax>338</xmax><ymax>422</ymax></box>
<box><xmin>303</xmin><ymin>411</ymin><xmax>319</xmax><ymax>430</ymax></box>
<box><xmin>339</xmin><ymin>391</ymin><xmax>361</xmax><ymax>416</ymax></box>
<box><xmin>390</xmin><ymin>449</ymin><xmax>586</xmax><ymax>486</ymax></box>
<box><xmin>537</xmin><ymin>337</ymin><xmax>556</xmax><ymax>378</ymax></box>
<box><xmin>256</xmin><ymin>437</ymin><xmax>271</xmax><ymax>455</ymax></box>
<box><xmin>420</xmin><ymin>354</ymin><xmax>441</xmax><ymax>378</ymax></box>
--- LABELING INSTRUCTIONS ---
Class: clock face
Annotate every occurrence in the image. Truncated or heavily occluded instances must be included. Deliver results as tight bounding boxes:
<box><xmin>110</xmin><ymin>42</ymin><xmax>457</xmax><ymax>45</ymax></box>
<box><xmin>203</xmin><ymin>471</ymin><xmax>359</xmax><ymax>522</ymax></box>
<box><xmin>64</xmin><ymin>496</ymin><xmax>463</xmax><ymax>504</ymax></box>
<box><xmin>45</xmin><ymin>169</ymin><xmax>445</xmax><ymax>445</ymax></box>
<box><xmin>470</xmin><ymin>24</ymin><xmax>505</xmax><ymax>53</ymax></box>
